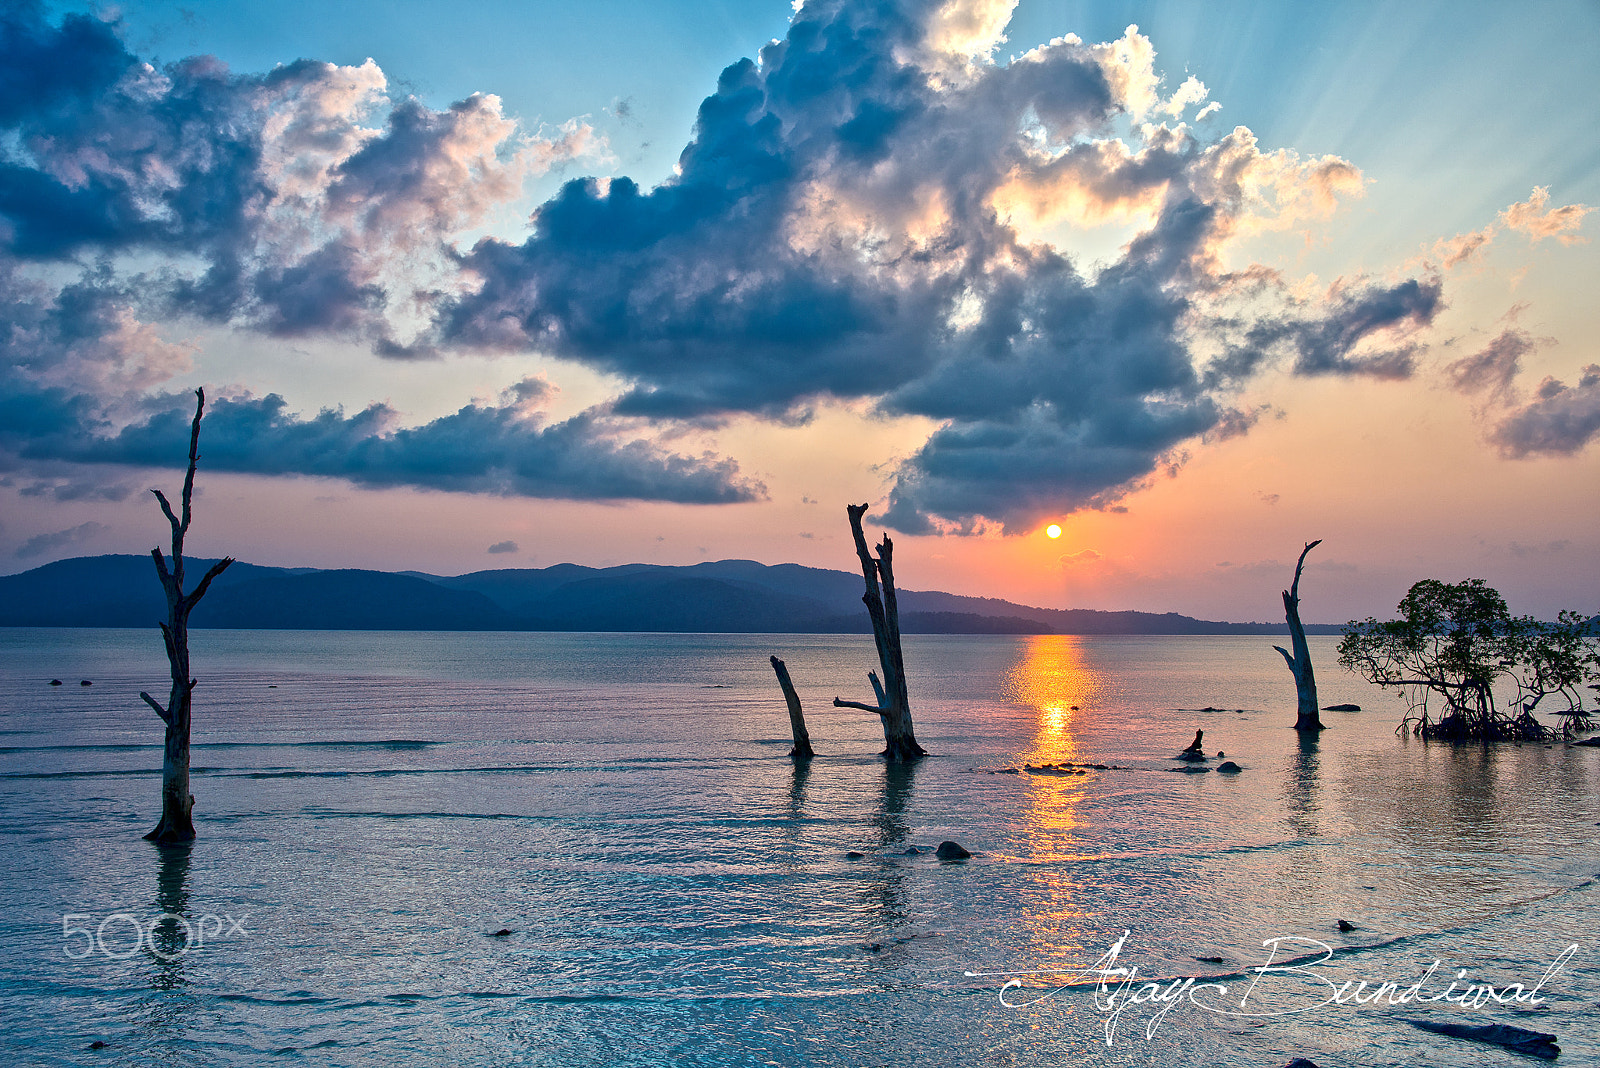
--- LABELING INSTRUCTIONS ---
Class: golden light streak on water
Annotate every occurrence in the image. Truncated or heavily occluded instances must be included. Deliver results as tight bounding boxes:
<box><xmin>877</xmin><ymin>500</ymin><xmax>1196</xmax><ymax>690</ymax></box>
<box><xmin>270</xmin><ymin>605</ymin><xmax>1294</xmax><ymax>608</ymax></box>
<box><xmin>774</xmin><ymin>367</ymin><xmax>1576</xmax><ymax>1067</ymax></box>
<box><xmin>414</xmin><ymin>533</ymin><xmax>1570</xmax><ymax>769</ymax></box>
<box><xmin>1005</xmin><ymin>635</ymin><xmax>1101</xmax><ymax>768</ymax></box>
<box><xmin>1000</xmin><ymin>635</ymin><xmax>1106</xmax><ymax>958</ymax></box>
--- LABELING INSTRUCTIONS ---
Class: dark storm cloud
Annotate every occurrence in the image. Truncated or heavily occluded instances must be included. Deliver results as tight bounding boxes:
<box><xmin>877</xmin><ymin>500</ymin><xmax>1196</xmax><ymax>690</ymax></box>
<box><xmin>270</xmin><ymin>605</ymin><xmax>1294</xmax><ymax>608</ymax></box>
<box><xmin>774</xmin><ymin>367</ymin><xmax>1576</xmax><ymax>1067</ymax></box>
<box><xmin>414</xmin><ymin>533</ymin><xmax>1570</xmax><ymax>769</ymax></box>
<box><xmin>431</xmin><ymin>0</ymin><xmax>1445</xmax><ymax>530</ymax></box>
<box><xmin>4</xmin><ymin>0</ymin><xmax>1457</xmax><ymax>528</ymax></box>
<box><xmin>40</xmin><ymin>392</ymin><xmax>763</xmax><ymax>504</ymax></box>
<box><xmin>0</xmin><ymin>5</ymin><xmax>759</xmax><ymax>505</ymax></box>
<box><xmin>0</xmin><ymin>4</ymin><xmax>587</xmax><ymax>338</ymax></box>
<box><xmin>0</xmin><ymin>239</ymin><xmax>759</xmax><ymax>504</ymax></box>
<box><xmin>0</xmin><ymin>6</ymin><xmax>265</xmax><ymax>261</ymax></box>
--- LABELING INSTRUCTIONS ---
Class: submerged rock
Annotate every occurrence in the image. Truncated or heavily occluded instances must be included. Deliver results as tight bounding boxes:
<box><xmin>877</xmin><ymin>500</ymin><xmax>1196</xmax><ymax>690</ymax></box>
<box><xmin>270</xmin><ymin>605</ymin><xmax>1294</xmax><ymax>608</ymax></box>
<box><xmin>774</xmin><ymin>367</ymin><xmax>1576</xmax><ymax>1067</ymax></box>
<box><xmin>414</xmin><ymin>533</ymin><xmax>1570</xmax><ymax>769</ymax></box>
<box><xmin>845</xmin><ymin>851</ymin><xmax>866</xmax><ymax>859</ymax></box>
<box><xmin>1336</xmin><ymin>919</ymin><xmax>1356</xmax><ymax>932</ymax></box>
<box><xmin>1217</xmin><ymin>761</ymin><xmax>1242</xmax><ymax>773</ymax></box>
<box><xmin>1404</xmin><ymin>1019</ymin><xmax>1559</xmax><ymax>1059</ymax></box>
<box><xmin>1283</xmin><ymin>1060</ymin><xmax>1320</xmax><ymax>1068</ymax></box>
<box><xmin>1172</xmin><ymin>765</ymin><xmax>1211</xmax><ymax>773</ymax></box>
<box><xmin>490</xmin><ymin>928</ymin><xmax>512</xmax><ymax>937</ymax></box>
<box><xmin>49</xmin><ymin>679</ymin><xmax>62</xmax><ymax>686</ymax></box>
<box><xmin>1322</xmin><ymin>703</ymin><xmax>1361</xmax><ymax>712</ymax></box>
<box><xmin>935</xmin><ymin>841</ymin><xmax>971</xmax><ymax>860</ymax></box>
<box><xmin>79</xmin><ymin>680</ymin><xmax>92</xmax><ymax>686</ymax></box>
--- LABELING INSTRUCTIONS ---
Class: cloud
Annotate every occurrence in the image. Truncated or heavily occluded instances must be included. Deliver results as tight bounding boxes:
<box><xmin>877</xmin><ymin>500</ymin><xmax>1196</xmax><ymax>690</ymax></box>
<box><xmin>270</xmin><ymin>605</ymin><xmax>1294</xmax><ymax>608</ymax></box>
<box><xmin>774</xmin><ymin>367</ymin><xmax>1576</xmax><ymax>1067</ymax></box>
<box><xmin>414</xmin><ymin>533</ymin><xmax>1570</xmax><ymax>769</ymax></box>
<box><xmin>431</xmin><ymin>3</ymin><xmax>1440</xmax><ymax>531</ymax></box>
<box><xmin>1488</xmin><ymin>364</ymin><xmax>1600</xmax><ymax>457</ymax></box>
<box><xmin>486</xmin><ymin>540</ymin><xmax>519</xmax><ymax>554</ymax></box>
<box><xmin>1425</xmin><ymin>188</ymin><xmax>1591</xmax><ymax>270</ymax></box>
<box><xmin>2</xmin><ymin>2</ymin><xmax>1465</xmax><ymax>530</ymax></box>
<box><xmin>39</xmin><ymin>391</ymin><xmax>764</xmax><ymax>503</ymax></box>
<box><xmin>1446</xmin><ymin>327</ymin><xmax>1547</xmax><ymax>401</ymax></box>
<box><xmin>1431</xmin><ymin>227</ymin><xmax>1494</xmax><ymax>269</ymax></box>
<box><xmin>1235</xmin><ymin>277</ymin><xmax>1442</xmax><ymax>381</ymax></box>
<box><xmin>0</xmin><ymin>4</ymin><xmax>600</xmax><ymax>349</ymax></box>
<box><xmin>1498</xmin><ymin>187</ymin><xmax>1592</xmax><ymax>245</ymax></box>
<box><xmin>17</xmin><ymin>475</ymin><xmax>135</xmax><ymax>501</ymax></box>
<box><xmin>15</xmin><ymin>520</ymin><xmax>108</xmax><ymax>558</ymax></box>
<box><xmin>1442</xmin><ymin>320</ymin><xmax>1598</xmax><ymax>458</ymax></box>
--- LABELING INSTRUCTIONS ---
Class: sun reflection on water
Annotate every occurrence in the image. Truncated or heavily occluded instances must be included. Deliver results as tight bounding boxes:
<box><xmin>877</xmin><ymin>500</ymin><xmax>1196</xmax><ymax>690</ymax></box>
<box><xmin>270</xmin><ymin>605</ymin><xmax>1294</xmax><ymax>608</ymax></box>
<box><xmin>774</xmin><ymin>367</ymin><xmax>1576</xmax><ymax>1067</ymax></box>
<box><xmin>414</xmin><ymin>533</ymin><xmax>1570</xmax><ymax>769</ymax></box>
<box><xmin>1005</xmin><ymin>635</ymin><xmax>1101</xmax><ymax>768</ymax></box>
<box><xmin>1000</xmin><ymin>636</ymin><xmax>1107</xmax><ymax>960</ymax></box>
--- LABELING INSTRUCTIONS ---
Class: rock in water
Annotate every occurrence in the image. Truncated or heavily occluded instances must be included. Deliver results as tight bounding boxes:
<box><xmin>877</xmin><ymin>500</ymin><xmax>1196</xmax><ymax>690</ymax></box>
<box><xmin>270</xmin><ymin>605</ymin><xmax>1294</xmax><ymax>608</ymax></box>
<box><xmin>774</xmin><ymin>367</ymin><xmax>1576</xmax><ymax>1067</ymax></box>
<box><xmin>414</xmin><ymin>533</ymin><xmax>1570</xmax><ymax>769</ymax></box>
<box><xmin>1404</xmin><ymin>1019</ymin><xmax>1559</xmax><ymax>1059</ymax></box>
<box><xmin>1217</xmin><ymin>761</ymin><xmax>1241</xmax><ymax>773</ymax></box>
<box><xmin>935</xmin><ymin>841</ymin><xmax>971</xmax><ymax>860</ymax></box>
<box><xmin>490</xmin><ymin>928</ymin><xmax>512</xmax><ymax>937</ymax></box>
<box><xmin>1321</xmin><ymin>703</ymin><xmax>1361</xmax><ymax>711</ymax></box>
<box><xmin>1283</xmin><ymin>1060</ymin><xmax>1320</xmax><ymax>1068</ymax></box>
<box><xmin>49</xmin><ymin>679</ymin><xmax>62</xmax><ymax>686</ymax></box>
<box><xmin>1336</xmin><ymin>919</ymin><xmax>1356</xmax><ymax>932</ymax></box>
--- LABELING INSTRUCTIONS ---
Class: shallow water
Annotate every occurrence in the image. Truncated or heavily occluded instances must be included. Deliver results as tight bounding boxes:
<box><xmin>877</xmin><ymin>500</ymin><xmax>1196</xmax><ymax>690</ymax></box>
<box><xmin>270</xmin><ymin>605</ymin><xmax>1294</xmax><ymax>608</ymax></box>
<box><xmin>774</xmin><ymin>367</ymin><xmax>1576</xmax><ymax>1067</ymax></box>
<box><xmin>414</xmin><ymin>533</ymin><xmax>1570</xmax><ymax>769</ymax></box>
<box><xmin>1</xmin><ymin>629</ymin><xmax>1596</xmax><ymax>1066</ymax></box>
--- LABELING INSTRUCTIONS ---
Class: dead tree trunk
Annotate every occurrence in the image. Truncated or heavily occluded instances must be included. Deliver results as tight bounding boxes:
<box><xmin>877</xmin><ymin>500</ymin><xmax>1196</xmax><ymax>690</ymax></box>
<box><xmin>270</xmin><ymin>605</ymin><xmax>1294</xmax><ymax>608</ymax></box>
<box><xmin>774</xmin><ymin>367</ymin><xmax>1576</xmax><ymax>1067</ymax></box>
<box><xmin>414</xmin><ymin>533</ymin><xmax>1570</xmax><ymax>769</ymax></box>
<box><xmin>832</xmin><ymin>504</ymin><xmax>925</xmax><ymax>761</ymax></box>
<box><xmin>769</xmin><ymin>655</ymin><xmax>814</xmax><ymax>760</ymax></box>
<box><xmin>1273</xmin><ymin>539</ymin><xmax>1324</xmax><ymax>732</ymax></box>
<box><xmin>140</xmin><ymin>388</ymin><xmax>234</xmax><ymax>842</ymax></box>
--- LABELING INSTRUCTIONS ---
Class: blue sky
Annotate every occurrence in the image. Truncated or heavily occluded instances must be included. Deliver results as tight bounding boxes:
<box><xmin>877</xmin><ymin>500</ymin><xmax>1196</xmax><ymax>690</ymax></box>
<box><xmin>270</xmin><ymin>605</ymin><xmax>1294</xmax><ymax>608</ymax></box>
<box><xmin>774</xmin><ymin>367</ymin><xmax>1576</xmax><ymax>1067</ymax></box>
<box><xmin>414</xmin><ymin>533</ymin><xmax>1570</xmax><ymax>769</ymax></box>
<box><xmin>7</xmin><ymin>0</ymin><xmax>1597</xmax><ymax>621</ymax></box>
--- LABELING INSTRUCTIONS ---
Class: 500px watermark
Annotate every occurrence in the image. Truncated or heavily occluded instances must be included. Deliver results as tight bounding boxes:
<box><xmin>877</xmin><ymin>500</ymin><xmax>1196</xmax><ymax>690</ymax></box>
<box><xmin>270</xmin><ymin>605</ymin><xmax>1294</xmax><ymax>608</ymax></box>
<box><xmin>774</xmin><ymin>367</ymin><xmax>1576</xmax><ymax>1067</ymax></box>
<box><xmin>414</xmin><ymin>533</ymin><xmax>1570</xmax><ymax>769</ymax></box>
<box><xmin>62</xmin><ymin>912</ymin><xmax>249</xmax><ymax>961</ymax></box>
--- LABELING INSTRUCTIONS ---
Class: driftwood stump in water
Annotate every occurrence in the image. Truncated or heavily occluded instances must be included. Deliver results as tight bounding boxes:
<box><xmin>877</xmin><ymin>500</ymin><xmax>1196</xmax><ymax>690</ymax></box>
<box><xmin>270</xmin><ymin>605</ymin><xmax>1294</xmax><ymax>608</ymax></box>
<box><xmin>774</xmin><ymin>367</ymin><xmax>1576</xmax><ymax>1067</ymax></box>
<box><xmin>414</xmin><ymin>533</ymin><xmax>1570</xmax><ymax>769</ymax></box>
<box><xmin>832</xmin><ymin>504</ymin><xmax>925</xmax><ymax>762</ymax></box>
<box><xmin>1273</xmin><ymin>540</ymin><xmax>1325</xmax><ymax>732</ymax></box>
<box><xmin>769</xmin><ymin>656</ymin><xmax>814</xmax><ymax>760</ymax></box>
<box><xmin>139</xmin><ymin>389</ymin><xmax>234</xmax><ymax>842</ymax></box>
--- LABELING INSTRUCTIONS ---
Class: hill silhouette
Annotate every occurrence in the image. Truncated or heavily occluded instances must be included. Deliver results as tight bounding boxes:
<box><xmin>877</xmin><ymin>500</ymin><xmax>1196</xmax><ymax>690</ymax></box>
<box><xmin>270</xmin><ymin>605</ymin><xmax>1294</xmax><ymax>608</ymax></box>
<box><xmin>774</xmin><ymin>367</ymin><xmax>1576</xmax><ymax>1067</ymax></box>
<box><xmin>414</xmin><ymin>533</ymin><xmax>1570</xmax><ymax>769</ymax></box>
<box><xmin>0</xmin><ymin>555</ymin><xmax>1337</xmax><ymax>634</ymax></box>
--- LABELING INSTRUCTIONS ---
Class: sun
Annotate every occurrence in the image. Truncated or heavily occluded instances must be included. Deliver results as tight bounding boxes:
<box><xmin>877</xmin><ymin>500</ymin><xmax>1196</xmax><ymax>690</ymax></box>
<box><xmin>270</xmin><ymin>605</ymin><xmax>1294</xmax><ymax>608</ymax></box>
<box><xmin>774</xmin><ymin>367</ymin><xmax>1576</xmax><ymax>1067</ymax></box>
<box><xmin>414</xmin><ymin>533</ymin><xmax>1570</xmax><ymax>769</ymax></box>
<box><xmin>1046</xmin><ymin>524</ymin><xmax>1062</xmax><ymax>539</ymax></box>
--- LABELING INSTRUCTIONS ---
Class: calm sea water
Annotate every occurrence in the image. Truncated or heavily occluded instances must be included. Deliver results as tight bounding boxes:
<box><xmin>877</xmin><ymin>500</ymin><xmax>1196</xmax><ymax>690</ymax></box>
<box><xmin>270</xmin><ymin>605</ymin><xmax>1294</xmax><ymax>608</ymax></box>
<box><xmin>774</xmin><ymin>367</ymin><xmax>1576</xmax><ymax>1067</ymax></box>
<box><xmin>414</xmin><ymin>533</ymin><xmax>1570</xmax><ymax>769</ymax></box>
<box><xmin>0</xmin><ymin>629</ymin><xmax>1595</xmax><ymax>1067</ymax></box>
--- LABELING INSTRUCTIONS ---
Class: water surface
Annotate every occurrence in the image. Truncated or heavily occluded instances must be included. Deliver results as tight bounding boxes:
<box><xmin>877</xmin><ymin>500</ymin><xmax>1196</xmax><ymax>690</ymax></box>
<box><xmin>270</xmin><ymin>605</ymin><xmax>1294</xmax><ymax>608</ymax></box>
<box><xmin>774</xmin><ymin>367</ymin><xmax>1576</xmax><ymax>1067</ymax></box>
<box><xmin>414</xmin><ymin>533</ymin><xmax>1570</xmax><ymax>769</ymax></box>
<box><xmin>1</xmin><ymin>629</ymin><xmax>1595</xmax><ymax>1066</ymax></box>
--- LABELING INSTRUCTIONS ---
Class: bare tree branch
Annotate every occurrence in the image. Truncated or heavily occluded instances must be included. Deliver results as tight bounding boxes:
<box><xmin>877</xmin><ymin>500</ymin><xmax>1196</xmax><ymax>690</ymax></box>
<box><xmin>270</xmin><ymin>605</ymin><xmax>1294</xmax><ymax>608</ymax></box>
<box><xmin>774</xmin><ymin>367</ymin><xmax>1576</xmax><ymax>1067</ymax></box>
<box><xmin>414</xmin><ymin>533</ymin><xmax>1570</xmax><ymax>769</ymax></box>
<box><xmin>139</xmin><ymin>691</ymin><xmax>172</xmax><ymax>724</ymax></box>
<box><xmin>184</xmin><ymin>556</ymin><xmax>235</xmax><ymax>611</ymax></box>
<box><xmin>179</xmin><ymin>387</ymin><xmax>206</xmax><ymax>535</ymax></box>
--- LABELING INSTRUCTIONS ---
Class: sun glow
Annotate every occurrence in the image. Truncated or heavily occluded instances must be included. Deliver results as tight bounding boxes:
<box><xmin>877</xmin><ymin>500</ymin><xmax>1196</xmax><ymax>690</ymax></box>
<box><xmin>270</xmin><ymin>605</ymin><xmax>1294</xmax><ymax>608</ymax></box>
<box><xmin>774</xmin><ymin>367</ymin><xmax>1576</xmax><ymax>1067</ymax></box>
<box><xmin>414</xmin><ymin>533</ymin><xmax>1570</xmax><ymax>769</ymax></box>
<box><xmin>1046</xmin><ymin>524</ymin><xmax>1062</xmax><ymax>539</ymax></box>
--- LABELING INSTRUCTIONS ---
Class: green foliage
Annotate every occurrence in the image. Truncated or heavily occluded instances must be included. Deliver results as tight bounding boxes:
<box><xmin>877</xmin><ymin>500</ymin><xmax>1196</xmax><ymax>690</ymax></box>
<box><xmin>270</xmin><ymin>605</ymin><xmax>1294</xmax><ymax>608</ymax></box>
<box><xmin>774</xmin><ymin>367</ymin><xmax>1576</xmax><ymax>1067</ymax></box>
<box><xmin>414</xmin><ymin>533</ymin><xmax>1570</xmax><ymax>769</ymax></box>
<box><xmin>1339</xmin><ymin>579</ymin><xmax>1599</xmax><ymax>741</ymax></box>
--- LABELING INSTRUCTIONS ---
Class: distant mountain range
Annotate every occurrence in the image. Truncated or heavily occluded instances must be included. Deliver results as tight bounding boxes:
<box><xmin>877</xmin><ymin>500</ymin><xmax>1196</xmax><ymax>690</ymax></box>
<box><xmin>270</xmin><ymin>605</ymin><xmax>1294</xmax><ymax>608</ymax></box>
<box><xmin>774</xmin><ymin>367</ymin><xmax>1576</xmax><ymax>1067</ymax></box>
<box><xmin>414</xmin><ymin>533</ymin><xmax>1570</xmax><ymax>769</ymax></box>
<box><xmin>0</xmin><ymin>554</ymin><xmax>1345</xmax><ymax>635</ymax></box>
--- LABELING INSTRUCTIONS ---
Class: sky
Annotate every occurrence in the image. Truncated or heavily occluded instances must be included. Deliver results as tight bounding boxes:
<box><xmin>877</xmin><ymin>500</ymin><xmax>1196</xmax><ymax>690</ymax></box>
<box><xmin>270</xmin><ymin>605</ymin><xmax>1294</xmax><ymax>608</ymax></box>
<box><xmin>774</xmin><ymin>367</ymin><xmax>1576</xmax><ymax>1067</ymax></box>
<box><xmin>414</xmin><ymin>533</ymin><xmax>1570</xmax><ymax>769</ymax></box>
<box><xmin>2</xmin><ymin>0</ymin><xmax>1597</xmax><ymax>623</ymax></box>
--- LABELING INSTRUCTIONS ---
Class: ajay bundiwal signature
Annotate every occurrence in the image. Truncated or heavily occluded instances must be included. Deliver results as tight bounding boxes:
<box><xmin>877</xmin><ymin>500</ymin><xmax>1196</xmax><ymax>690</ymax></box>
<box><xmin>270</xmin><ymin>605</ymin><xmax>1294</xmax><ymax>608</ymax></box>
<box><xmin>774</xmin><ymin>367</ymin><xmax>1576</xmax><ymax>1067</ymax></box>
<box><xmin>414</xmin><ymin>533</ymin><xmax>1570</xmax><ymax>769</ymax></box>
<box><xmin>967</xmin><ymin>932</ymin><xmax>1579</xmax><ymax>1045</ymax></box>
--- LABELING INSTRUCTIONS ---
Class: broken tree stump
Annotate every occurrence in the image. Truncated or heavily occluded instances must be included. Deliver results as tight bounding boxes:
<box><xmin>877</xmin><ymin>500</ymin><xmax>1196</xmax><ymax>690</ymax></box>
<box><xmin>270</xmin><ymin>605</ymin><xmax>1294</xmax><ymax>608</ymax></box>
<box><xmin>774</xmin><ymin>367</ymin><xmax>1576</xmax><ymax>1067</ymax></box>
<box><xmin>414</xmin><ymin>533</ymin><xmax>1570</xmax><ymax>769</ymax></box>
<box><xmin>769</xmin><ymin>655</ymin><xmax>814</xmax><ymax>760</ymax></box>
<box><xmin>832</xmin><ymin>503</ymin><xmax>924</xmax><ymax>762</ymax></box>
<box><xmin>1274</xmin><ymin>539</ymin><xmax>1325</xmax><ymax>732</ymax></box>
